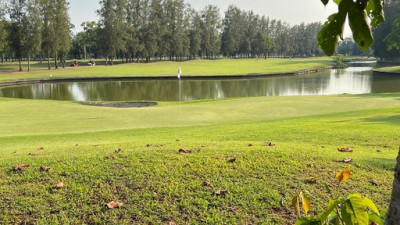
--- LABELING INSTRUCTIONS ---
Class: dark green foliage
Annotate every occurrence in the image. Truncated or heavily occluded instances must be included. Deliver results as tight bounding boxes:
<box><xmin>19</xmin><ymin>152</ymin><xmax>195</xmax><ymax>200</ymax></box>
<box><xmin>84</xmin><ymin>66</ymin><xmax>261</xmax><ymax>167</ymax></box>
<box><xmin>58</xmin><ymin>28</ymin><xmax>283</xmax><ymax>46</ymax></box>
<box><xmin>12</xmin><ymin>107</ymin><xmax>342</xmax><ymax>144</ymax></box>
<box><xmin>319</xmin><ymin>0</ymin><xmax>385</xmax><ymax>56</ymax></box>
<box><xmin>373</xmin><ymin>1</ymin><xmax>400</xmax><ymax>60</ymax></box>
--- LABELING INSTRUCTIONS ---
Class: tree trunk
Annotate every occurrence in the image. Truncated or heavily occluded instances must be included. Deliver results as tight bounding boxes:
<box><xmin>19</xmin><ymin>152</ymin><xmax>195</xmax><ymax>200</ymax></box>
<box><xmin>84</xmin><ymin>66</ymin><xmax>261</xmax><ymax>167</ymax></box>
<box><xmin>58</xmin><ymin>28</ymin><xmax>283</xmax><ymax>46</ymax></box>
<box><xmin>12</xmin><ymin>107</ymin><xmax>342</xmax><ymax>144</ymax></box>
<box><xmin>47</xmin><ymin>55</ymin><xmax>51</xmax><ymax>70</ymax></box>
<box><xmin>54</xmin><ymin>53</ymin><xmax>58</xmax><ymax>69</ymax></box>
<box><xmin>83</xmin><ymin>45</ymin><xmax>87</xmax><ymax>60</ymax></box>
<box><xmin>28</xmin><ymin>55</ymin><xmax>30</xmax><ymax>72</ymax></box>
<box><xmin>18</xmin><ymin>57</ymin><xmax>22</xmax><ymax>72</ymax></box>
<box><xmin>386</xmin><ymin>149</ymin><xmax>400</xmax><ymax>225</ymax></box>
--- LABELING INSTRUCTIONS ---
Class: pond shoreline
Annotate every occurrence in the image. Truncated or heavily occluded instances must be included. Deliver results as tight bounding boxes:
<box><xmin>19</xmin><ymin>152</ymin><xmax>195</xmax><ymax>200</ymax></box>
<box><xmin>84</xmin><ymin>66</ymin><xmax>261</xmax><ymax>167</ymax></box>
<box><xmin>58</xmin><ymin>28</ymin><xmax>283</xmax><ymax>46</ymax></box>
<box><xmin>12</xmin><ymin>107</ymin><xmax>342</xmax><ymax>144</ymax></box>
<box><xmin>0</xmin><ymin>67</ymin><xmax>332</xmax><ymax>87</ymax></box>
<box><xmin>373</xmin><ymin>70</ymin><xmax>400</xmax><ymax>75</ymax></box>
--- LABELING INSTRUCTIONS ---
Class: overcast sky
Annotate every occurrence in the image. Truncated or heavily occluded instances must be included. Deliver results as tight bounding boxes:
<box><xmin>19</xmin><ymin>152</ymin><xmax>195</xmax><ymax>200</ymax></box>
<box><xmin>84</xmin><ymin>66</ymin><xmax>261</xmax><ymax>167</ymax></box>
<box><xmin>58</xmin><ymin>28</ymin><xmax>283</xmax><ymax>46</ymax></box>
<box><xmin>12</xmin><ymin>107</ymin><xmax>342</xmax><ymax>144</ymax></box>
<box><xmin>69</xmin><ymin>0</ymin><xmax>347</xmax><ymax>34</ymax></box>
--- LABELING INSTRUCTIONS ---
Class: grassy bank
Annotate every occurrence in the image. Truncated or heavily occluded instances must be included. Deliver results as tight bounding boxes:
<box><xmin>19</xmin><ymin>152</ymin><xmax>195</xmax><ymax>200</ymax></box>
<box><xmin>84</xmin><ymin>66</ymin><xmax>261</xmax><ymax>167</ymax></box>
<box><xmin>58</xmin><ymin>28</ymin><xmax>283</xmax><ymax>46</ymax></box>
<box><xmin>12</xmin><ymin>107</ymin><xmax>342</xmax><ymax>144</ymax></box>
<box><xmin>376</xmin><ymin>66</ymin><xmax>400</xmax><ymax>73</ymax></box>
<box><xmin>0</xmin><ymin>57</ymin><xmax>332</xmax><ymax>82</ymax></box>
<box><xmin>0</xmin><ymin>94</ymin><xmax>399</xmax><ymax>224</ymax></box>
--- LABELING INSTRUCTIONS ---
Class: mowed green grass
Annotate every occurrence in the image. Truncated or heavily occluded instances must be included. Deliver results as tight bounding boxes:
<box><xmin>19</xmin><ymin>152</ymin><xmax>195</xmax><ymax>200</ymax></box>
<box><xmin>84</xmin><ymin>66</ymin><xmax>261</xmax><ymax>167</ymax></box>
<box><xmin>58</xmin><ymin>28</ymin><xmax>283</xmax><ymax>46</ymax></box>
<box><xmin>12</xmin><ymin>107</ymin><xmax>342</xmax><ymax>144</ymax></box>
<box><xmin>377</xmin><ymin>66</ymin><xmax>400</xmax><ymax>73</ymax></box>
<box><xmin>0</xmin><ymin>94</ymin><xmax>399</xmax><ymax>224</ymax></box>
<box><xmin>0</xmin><ymin>57</ymin><xmax>332</xmax><ymax>82</ymax></box>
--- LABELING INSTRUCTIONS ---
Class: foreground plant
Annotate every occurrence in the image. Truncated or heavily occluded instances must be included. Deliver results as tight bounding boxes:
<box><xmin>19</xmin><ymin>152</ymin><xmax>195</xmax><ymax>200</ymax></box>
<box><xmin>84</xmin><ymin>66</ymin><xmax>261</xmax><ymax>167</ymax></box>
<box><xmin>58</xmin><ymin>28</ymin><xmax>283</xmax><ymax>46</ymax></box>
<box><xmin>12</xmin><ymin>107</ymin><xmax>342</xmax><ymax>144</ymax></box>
<box><xmin>293</xmin><ymin>170</ymin><xmax>385</xmax><ymax>225</ymax></box>
<box><xmin>319</xmin><ymin>0</ymin><xmax>385</xmax><ymax>56</ymax></box>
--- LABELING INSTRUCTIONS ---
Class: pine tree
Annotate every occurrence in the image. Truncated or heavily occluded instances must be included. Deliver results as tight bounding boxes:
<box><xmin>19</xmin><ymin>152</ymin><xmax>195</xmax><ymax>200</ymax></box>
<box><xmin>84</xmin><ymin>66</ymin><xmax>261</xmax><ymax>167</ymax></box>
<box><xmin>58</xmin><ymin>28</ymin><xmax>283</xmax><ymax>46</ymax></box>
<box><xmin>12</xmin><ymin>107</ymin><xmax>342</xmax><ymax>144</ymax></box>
<box><xmin>25</xmin><ymin>0</ymin><xmax>42</xmax><ymax>71</ymax></box>
<box><xmin>0</xmin><ymin>0</ymin><xmax>8</xmax><ymax>63</ymax></box>
<box><xmin>126</xmin><ymin>0</ymin><xmax>141</xmax><ymax>61</ymax></box>
<box><xmin>41</xmin><ymin>0</ymin><xmax>56</xmax><ymax>69</ymax></box>
<box><xmin>8</xmin><ymin>0</ymin><xmax>29</xmax><ymax>71</ymax></box>
<box><xmin>54</xmin><ymin>0</ymin><xmax>71</xmax><ymax>68</ymax></box>
<box><xmin>188</xmin><ymin>9</ymin><xmax>201</xmax><ymax>59</ymax></box>
<box><xmin>200</xmin><ymin>5</ymin><xmax>221</xmax><ymax>59</ymax></box>
<box><xmin>98</xmin><ymin>0</ymin><xmax>118</xmax><ymax>65</ymax></box>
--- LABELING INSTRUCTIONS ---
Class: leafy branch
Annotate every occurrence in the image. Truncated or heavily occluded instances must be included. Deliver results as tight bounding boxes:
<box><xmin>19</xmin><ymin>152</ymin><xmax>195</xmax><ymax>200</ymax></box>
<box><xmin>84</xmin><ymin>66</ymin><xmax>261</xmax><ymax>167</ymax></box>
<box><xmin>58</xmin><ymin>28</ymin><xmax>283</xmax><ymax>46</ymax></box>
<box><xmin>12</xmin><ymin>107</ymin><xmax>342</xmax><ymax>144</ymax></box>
<box><xmin>318</xmin><ymin>0</ymin><xmax>385</xmax><ymax>56</ymax></box>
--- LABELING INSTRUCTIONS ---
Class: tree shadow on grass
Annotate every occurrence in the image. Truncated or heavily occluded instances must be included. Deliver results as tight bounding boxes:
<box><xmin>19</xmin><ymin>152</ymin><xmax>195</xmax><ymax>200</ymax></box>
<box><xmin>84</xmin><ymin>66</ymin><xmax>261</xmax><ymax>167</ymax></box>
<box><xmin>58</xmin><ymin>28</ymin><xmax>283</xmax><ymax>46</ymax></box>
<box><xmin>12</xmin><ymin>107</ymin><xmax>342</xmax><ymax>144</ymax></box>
<box><xmin>362</xmin><ymin>115</ymin><xmax>400</xmax><ymax>125</ymax></box>
<box><xmin>358</xmin><ymin>157</ymin><xmax>396</xmax><ymax>172</ymax></box>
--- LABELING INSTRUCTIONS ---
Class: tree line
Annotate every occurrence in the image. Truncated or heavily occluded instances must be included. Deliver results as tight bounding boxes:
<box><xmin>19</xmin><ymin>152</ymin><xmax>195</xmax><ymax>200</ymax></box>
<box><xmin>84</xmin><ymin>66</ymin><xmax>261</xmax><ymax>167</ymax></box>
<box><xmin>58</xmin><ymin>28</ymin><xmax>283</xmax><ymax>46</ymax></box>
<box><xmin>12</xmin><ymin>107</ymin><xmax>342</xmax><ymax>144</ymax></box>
<box><xmin>1</xmin><ymin>0</ymin><xmax>398</xmax><ymax>71</ymax></box>
<box><xmin>0</xmin><ymin>0</ymin><xmax>70</xmax><ymax>71</ymax></box>
<box><xmin>71</xmin><ymin>1</ymin><xmax>324</xmax><ymax>65</ymax></box>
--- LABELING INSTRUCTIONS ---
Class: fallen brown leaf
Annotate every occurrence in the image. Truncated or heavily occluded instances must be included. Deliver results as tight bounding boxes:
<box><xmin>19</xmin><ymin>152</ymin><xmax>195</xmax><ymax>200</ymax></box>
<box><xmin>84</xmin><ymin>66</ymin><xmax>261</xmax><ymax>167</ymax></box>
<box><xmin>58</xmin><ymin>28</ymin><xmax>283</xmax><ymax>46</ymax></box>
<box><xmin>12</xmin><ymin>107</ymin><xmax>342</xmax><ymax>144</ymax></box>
<box><xmin>54</xmin><ymin>182</ymin><xmax>64</xmax><ymax>189</ymax></box>
<box><xmin>39</xmin><ymin>166</ymin><xmax>50</xmax><ymax>172</ymax></box>
<box><xmin>370</xmin><ymin>180</ymin><xmax>379</xmax><ymax>186</ymax></box>
<box><xmin>227</xmin><ymin>158</ymin><xmax>236</xmax><ymax>163</ymax></box>
<box><xmin>214</xmin><ymin>190</ymin><xmax>228</xmax><ymax>196</ymax></box>
<box><xmin>115</xmin><ymin>148</ymin><xmax>123</xmax><ymax>154</ymax></box>
<box><xmin>179</xmin><ymin>148</ymin><xmax>192</xmax><ymax>154</ymax></box>
<box><xmin>203</xmin><ymin>181</ymin><xmax>211</xmax><ymax>187</ymax></box>
<box><xmin>343</xmin><ymin>158</ymin><xmax>353</xmax><ymax>163</ymax></box>
<box><xmin>13</xmin><ymin>164</ymin><xmax>30</xmax><ymax>171</ymax></box>
<box><xmin>338</xmin><ymin>147</ymin><xmax>353</xmax><ymax>153</ymax></box>
<box><xmin>306</xmin><ymin>177</ymin><xmax>317</xmax><ymax>184</ymax></box>
<box><xmin>106</xmin><ymin>201</ymin><xmax>123</xmax><ymax>209</ymax></box>
<box><xmin>264</xmin><ymin>141</ymin><xmax>276</xmax><ymax>147</ymax></box>
<box><xmin>105</xmin><ymin>155</ymin><xmax>115</xmax><ymax>160</ymax></box>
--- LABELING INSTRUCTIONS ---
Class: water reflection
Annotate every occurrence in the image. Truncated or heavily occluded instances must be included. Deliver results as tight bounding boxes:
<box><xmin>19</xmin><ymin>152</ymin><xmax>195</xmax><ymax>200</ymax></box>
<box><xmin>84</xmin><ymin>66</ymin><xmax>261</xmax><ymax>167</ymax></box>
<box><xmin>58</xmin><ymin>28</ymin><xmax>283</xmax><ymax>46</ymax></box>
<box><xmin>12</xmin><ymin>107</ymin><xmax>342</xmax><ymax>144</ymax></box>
<box><xmin>1</xmin><ymin>67</ymin><xmax>399</xmax><ymax>101</ymax></box>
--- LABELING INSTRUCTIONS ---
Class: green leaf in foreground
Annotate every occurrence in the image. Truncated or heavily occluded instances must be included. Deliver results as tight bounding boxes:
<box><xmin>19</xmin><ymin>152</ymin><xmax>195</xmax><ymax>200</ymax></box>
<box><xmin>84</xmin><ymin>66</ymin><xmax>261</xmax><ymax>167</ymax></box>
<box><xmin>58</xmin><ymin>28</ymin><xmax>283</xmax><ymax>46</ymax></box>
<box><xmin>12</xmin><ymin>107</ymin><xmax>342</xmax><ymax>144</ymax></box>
<box><xmin>348</xmin><ymin>2</ymin><xmax>373</xmax><ymax>51</ymax></box>
<box><xmin>318</xmin><ymin>0</ymin><xmax>349</xmax><ymax>56</ymax></box>
<box><xmin>321</xmin><ymin>0</ymin><xmax>330</xmax><ymax>6</ymax></box>
<box><xmin>366</xmin><ymin>0</ymin><xmax>385</xmax><ymax>28</ymax></box>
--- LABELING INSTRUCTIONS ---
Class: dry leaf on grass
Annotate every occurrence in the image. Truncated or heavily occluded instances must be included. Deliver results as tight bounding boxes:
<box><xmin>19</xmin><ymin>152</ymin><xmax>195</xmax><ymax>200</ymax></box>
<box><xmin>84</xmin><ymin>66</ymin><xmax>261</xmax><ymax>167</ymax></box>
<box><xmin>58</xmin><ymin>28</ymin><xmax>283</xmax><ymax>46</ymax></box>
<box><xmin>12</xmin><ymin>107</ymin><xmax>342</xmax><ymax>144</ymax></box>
<box><xmin>13</xmin><ymin>164</ymin><xmax>30</xmax><ymax>171</ymax></box>
<box><xmin>227</xmin><ymin>158</ymin><xmax>236</xmax><ymax>163</ymax></box>
<box><xmin>203</xmin><ymin>181</ymin><xmax>211</xmax><ymax>187</ymax></box>
<box><xmin>54</xmin><ymin>182</ymin><xmax>64</xmax><ymax>189</ymax></box>
<box><xmin>213</xmin><ymin>190</ymin><xmax>228</xmax><ymax>196</ymax></box>
<box><xmin>342</xmin><ymin>158</ymin><xmax>353</xmax><ymax>163</ymax></box>
<box><xmin>105</xmin><ymin>156</ymin><xmax>115</xmax><ymax>160</ymax></box>
<box><xmin>39</xmin><ymin>166</ymin><xmax>50</xmax><ymax>172</ymax></box>
<box><xmin>338</xmin><ymin>147</ymin><xmax>353</xmax><ymax>153</ymax></box>
<box><xmin>106</xmin><ymin>201</ymin><xmax>123</xmax><ymax>209</ymax></box>
<box><xmin>179</xmin><ymin>148</ymin><xmax>192</xmax><ymax>154</ymax></box>
<box><xmin>370</xmin><ymin>180</ymin><xmax>379</xmax><ymax>186</ymax></box>
<box><xmin>263</xmin><ymin>141</ymin><xmax>276</xmax><ymax>147</ymax></box>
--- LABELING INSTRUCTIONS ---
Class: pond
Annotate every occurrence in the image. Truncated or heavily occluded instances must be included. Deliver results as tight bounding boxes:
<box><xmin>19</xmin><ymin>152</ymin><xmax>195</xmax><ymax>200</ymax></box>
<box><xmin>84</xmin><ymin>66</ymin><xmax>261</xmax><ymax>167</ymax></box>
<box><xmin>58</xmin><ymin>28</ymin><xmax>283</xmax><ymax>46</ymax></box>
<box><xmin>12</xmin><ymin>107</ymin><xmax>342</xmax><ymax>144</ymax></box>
<box><xmin>1</xmin><ymin>63</ymin><xmax>399</xmax><ymax>102</ymax></box>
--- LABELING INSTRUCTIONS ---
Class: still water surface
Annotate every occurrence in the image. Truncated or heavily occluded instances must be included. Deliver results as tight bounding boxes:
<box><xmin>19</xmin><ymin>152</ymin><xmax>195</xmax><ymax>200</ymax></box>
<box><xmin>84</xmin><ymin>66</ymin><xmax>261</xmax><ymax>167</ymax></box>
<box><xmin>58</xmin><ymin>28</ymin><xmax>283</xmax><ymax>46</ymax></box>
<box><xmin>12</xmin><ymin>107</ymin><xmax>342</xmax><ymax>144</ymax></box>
<box><xmin>0</xmin><ymin>65</ymin><xmax>399</xmax><ymax>102</ymax></box>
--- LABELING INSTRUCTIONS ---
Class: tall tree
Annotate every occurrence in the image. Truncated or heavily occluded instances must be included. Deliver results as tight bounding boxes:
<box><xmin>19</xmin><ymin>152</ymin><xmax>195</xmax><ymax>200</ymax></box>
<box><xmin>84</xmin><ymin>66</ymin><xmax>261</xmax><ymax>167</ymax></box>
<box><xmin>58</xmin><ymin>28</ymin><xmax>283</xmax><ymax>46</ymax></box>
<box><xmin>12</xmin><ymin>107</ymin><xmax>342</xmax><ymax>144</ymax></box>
<box><xmin>54</xmin><ymin>0</ymin><xmax>71</xmax><ymax>68</ymax></box>
<box><xmin>0</xmin><ymin>0</ymin><xmax>8</xmax><ymax>63</ymax></box>
<box><xmin>188</xmin><ymin>9</ymin><xmax>201</xmax><ymax>59</ymax></box>
<box><xmin>98</xmin><ymin>0</ymin><xmax>116</xmax><ymax>65</ymax></box>
<box><xmin>384</xmin><ymin>18</ymin><xmax>400</xmax><ymax>51</ymax></box>
<box><xmin>25</xmin><ymin>0</ymin><xmax>42</xmax><ymax>71</ymax></box>
<box><xmin>200</xmin><ymin>5</ymin><xmax>221</xmax><ymax>59</ymax></box>
<box><xmin>41</xmin><ymin>0</ymin><xmax>56</xmax><ymax>70</ymax></box>
<box><xmin>8</xmin><ymin>0</ymin><xmax>28</xmax><ymax>71</ymax></box>
<box><xmin>373</xmin><ymin>1</ymin><xmax>400</xmax><ymax>60</ymax></box>
<box><xmin>221</xmin><ymin>5</ymin><xmax>244</xmax><ymax>57</ymax></box>
<box><xmin>126</xmin><ymin>0</ymin><xmax>141</xmax><ymax>62</ymax></box>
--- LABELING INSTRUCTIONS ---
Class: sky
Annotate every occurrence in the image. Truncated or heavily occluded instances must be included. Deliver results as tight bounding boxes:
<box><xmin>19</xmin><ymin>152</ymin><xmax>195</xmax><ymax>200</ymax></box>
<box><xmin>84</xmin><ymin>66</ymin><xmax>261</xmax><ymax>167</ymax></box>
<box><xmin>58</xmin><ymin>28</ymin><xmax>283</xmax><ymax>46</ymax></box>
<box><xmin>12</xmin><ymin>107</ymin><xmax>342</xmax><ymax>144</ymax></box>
<box><xmin>69</xmin><ymin>0</ymin><xmax>348</xmax><ymax>34</ymax></box>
